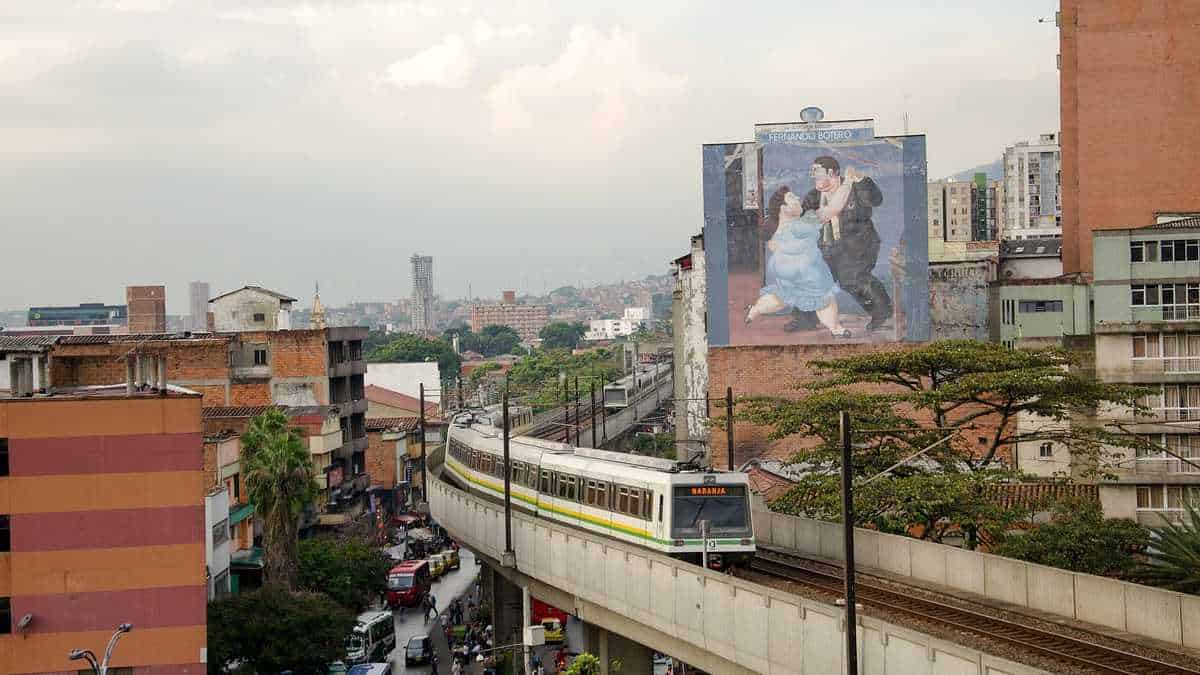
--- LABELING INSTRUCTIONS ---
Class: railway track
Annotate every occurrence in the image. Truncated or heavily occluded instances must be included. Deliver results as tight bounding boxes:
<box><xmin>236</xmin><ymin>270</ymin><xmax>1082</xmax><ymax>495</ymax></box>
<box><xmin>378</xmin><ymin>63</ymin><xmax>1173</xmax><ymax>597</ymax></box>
<box><xmin>747</xmin><ymin>549</ymin><xmax>1200</xmax><ymax>675</ymax></box>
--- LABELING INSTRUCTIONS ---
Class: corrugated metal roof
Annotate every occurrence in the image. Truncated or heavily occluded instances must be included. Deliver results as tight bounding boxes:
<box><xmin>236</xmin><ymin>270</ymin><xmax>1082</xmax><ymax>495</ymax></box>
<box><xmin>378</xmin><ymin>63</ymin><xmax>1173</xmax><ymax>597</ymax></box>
<box><xmin>366</xmin><ymin>416</ymin><xmax>420</xmax><ymax>432</ymax></box>
<box><xmin>0</xmin><ymin>334</ymin><xmax>60</xmax><ymax>351</ymax></box>
<box><xmin>209</xmin><ymin>285</ymin><xmax>298</xmax><ymax>303</ymax></box>
<box><xmin>202</xmin><ymin>405</ymin><xmax>282</xmax><ymax>419</ymax></box>
<box><xmin>56</xmin><ymin>333</ymin><xmax>230</xmax><ymax>345</ymax></box>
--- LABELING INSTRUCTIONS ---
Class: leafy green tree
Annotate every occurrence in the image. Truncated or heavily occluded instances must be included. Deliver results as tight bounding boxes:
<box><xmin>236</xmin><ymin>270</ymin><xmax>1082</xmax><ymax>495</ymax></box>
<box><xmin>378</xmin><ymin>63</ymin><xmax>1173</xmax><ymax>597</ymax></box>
<box><xmin>1134</xmin><ymin>504</ymin><xmax>1200</xmax><ymax>593</ymax></box>
<box><xmin>992</xmin><ymin>498</ymin><xmax>1149</xmax><ymax>576</ymax></box>
<box><xmin>741</xmin><ymin>341</ymin><xmax>1147</xmax><ymax>549</ymax></box>
<box><xmin>368</xmin><ymin>333</ymin><xmax>461</xmax><ymax>379</ymax></box>
<box><xmin>208</xmin><ymin>586</ymin><xmax>355</xmax><ymax>675</ymax></box>
<box><xmin>477</xmin><ymin>324</ymin><xmax>522</xmax><ymax>356</ymax></box>
<box><xmin>564</xmin><ymin>653</ymin><xmax>601</xmax><ymax>675</ymax></box>
<box><xmin>539</xmin><ymin>321</ymin><xmax>588</xmax><ymax>350</ymax></box>
<box><xmin>242</xmin><ymin>409</ymin><xmax>318</xmax><ymax>589</ymax></box>
<box><xmin>297</xmin><ymin>537</ymin><xmax>392</xmax><ymax>612</ymax></box>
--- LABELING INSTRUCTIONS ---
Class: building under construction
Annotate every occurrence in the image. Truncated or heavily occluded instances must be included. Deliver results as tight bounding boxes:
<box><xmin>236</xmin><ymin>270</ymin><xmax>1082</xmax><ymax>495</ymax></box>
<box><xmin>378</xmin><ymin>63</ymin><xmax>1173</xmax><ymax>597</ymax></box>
<box><xmin>410</xmin><ymin>254</ymin><xmax>434</xmax><ymax>333</ymax></box>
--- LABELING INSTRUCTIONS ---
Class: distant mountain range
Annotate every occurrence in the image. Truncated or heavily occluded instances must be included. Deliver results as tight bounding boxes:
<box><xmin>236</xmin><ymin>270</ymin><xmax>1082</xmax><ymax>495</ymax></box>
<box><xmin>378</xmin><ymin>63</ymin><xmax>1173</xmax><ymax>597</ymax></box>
<box><xmin>941</xmin><ymin>158</ymin><xmax>1003</xmax><ymax>182</ymax></box>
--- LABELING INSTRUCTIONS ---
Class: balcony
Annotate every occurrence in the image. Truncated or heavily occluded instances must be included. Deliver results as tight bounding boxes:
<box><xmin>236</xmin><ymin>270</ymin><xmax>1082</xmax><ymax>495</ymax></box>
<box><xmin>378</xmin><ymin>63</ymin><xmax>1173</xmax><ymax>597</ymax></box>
<box><xmin>231</xmin><ymin>364</ymin><xmax>271</xmax><ymax>380</ymax></box>
<box><xmin>1144</xmin><ymin>406</ymin><xmax>1200</xmax><ymax>422</ymax></box>
<box><xmin>1131</xmin><ymin>357</ymin><xmax>1200</xmax><ymax>376</ymax></box>
<box><xmin>1135</xmin><ymin>457</ymin><xmax>1200</xmax><ymax>476</ymax></box>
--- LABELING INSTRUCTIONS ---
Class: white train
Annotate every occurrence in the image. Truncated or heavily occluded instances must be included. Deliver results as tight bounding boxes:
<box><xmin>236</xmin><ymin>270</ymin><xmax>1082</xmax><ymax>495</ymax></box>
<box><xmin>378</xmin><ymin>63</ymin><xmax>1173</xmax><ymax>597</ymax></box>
<box><xmin>441</xmin><ymin>418</ymin><xmax>755</xmax><ymax>570</ymax></box>
<box><xmin>602</xmin><ymin>363</ymin><xmax>670</xmax><ymax>409</ymax></box>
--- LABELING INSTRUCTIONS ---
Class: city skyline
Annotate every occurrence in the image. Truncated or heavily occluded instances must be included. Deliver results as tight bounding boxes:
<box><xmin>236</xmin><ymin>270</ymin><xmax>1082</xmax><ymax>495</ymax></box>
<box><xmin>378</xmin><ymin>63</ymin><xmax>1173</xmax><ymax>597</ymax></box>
<box><xmin>0</xmin><ymin>1</ymin><xmax>1060</xmax><ymax>312</ymax></box>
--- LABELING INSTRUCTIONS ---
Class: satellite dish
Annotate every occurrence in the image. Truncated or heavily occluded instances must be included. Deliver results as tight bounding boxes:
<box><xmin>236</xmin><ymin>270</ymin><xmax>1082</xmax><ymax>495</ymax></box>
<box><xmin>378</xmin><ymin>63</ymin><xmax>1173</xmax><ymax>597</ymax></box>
<box><xmin>799</xmin><ymin>106</ymin><xmax>825</xmax><ymax>123</ymax></box>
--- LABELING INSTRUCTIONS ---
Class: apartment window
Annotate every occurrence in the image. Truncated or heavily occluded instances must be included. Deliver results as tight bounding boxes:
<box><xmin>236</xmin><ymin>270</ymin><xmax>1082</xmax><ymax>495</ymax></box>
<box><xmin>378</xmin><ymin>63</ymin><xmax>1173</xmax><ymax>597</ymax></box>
<box><xmin>1133</xmin><ymin>333</ymin><xmax>1162</xmax><ymax>358</ymax></box>
<box><xmin>1018</xmin><ymin>300</ymin><xmax>1063</xmax><ymax>313</ymax></box>
<box><xmin>253</xmin><ymin>348</ymin><xmax>268</xmax><ymax>366</ymax></box>
<box><xmin>1038</xmin><ymin>442</ymin><xmax>1053</xmax><ymax>458</ymax></box>
<box><xmin>1160</xmin><ymin>239</ymin><xmax>1200</xmax><ymax>263</ymax></box>
<box><xmin>214</xmin><ymin>569</ymin><xmax>231</xmax><ymax>598</ymax></box>
<box><xmin>1136</xmin><ymin>485</ymin><xmax>1199</xmax><ymax>510</ymax></box>
<box><xmin>1131</xmin><ymin>240</ymin><xmax>1159</xmax><ymax>262</ymax></box>
<box><xmin>0</xmin><ymin>515</ymin><xmax>8</xmax><ymax>552</ymax></box>
<box><xmin>0</xmin><ymin>598</ymin><xmax>8</xmax><ymax>635</ymax></box>
<box><xmin>0</xmin><ymin>438</ymin><xmax>7</xmax><ymax>477</ymax></box>
<box><xmin>212</xmin><ymin>518</ymin><xmax>229</xmax><ymax>547</ymax></box>
<box><xmin>253</xmin><ymin>312</ymin><xmax>266</xmax><ymax>322</ymax></box>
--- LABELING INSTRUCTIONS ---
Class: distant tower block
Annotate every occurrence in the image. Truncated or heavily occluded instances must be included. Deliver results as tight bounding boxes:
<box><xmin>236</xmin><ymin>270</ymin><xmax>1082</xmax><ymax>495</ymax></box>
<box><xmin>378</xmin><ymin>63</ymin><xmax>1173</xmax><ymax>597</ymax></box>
<box><xmin>188</xmin><ymin>281</ymin><xmax>210</xmax><ymax>332</ymax></box>
<box><xmin>411</xmin><ymin>254</ymin><xmax>434</xmax><ymax>333</ymax></box>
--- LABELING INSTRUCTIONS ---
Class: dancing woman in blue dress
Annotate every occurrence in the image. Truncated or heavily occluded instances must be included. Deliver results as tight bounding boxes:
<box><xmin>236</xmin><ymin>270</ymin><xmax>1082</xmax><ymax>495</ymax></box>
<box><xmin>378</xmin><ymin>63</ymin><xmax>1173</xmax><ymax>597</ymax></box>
<box><xmin>745</xmin><ymin>186</ymin><xmax>850</xmax><ymax>338</ymax></box>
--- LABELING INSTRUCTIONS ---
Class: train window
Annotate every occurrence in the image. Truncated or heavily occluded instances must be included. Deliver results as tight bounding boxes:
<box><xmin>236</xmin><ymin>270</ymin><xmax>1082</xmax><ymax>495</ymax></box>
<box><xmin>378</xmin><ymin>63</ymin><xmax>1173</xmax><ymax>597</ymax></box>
<box><xmin>629</xmin><ymin>490</ymin><xmax>641</xmax><ymax>519</ymax></box>
<box><xmin>658</xmin><ymin>494</ymin><xmax>664</xmax><ymax>522</ymax></box>
<box><xmin>584</xmin><ymin>480</ymin><xmax>596</xmax><ymax>506</ymax></box>
<box><xmin>597</xmin><ymin>483</ymin><xmax>609</xmax><ymax>510</ymax></box>
<box><xmin>617</xmin><ymin>488</ymin><xmax>629</xmax><ymax>514</ymax></box>
<box><xmin>540</xmin><ymin>470</ymin><xmax>552</xmax><ymax>494</ymax></box>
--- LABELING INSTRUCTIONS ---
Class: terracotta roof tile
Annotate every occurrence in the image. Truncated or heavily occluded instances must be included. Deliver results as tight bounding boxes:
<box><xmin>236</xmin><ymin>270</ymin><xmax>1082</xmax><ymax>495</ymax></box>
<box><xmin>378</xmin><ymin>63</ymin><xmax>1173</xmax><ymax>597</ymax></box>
<box><xmin>365</xmin><ymin>416</ymin><xmax>420</xmax><ymax>432</ymax></box>
<box><xmin>985</xmin><ymin>482</ymin><xmax>1098</xmax><ymax>510</ymax></box>
<box><xmin>746</xmin><ymin>466</ymin><xmax>798</xmax><ymax>502</ymax></box>
<box><xmin>202</xmin><ymin>405</ymin><xmax>282</xmax><ymax>419</ymax></box>
<box><xmin>364</xmin><ymin>384</ymin><xmax>438</xmax><ymax>417</ymax></box>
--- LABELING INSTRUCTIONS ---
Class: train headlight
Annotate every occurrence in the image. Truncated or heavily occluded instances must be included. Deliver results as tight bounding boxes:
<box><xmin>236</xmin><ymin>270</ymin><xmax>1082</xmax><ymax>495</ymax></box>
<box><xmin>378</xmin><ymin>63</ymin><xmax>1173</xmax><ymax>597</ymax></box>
<box><xmin>673</xmin><ymin>539</ymin><xmax>684</xmax><ymax>546</ymax></box>
<box><xmin>740</xmin><ymin>538</ymin><xmax>752</xmax><ymax>545</ymax></box>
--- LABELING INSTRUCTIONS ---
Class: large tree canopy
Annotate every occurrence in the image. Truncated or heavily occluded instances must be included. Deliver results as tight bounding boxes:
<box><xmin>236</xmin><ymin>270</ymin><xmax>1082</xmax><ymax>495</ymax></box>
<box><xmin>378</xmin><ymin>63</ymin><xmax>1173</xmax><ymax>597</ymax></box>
<box><xmin>208</xmin><ymin>586</ymin><xmax>355</xmax><ymax>675</ymax></box>
<box><xmin>367</xmin><ymin>333</ymin><xmax>460</xmax><ymax>379</ymax></box>
<box><xmin>539</xmin><ymin>321</ymin><xmax>587</xmax><ymax>350</ymax></box>
<box><xmin>297</xmin><ymin>537</ymin><xmax>392</xmax><ymax>612</ymax></box>
<box><xmin>992</xmin><ymin>499</ymin><xmax>1149</xmax><ymax>576</ymax></box>
<box><xmin>740</xmin><ymin>341</ymin><xmax>1148</xmax><ymax>549</ymax></box>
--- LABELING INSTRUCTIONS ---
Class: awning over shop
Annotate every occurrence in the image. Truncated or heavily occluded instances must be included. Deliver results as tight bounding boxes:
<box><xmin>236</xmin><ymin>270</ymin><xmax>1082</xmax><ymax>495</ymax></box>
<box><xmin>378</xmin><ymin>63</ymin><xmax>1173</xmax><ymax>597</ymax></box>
<box><xmin>229</xmin><ymin>502</ymin><xmax>255</xmax><ymax>526</ymax></box>
<box><xmin>230</xmin><ymin>546</ymin><xmax>263</xmax><ymax>570</ymax></box>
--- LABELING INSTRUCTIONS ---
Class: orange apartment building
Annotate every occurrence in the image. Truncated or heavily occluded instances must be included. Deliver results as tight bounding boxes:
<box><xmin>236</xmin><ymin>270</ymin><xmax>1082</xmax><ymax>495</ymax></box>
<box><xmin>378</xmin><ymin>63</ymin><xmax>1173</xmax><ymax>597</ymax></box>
<box><xmin>0</xmin><ymin>387</ymin><xmax>206</xmax><ymax>674</ymax></box>
<box><xmin>1059</xmin><ymin>0</ymin><xmax>1200</xmax><ymax>273</ymax></box>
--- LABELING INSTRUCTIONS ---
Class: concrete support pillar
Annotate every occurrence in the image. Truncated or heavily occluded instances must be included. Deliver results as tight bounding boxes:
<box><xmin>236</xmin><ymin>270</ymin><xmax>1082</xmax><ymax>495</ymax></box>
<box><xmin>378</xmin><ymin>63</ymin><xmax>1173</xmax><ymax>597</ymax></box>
<box><xmin>156</xmin><ymin>355</ymin><xmax>167</xmax><ymax>391</ymax></box>
<box><xmin>581</xmin><ymin>622</ymin><xmax>653</xmax><ymax>675</ymax></box>
<box><xmin>126</xmin><ymin>357</ymin><xmax>136</xmax><ymax>396</ymax></box>
<box><xmin>8</xmin><ymin>360</ymin><xmax>19</xmax><ymax>396</ymax></box>
<box><xmin>31</xmin><ymin>355</ymin><xmax>42</xmax><ymax>392</ymax></box>
<box><xmin>43</xmin><ymin>354</ymin><xmax>52</xmax><ymax>392</ymax></box>
<box><xmin>487</xmin><ymin>564</ymin><xmax>525</xmax><ymax>668</ymax></box>
<box><xmin>133</xmin><ymin>354</ymin><xmax>143</xmax><ymax>389</ymax></box>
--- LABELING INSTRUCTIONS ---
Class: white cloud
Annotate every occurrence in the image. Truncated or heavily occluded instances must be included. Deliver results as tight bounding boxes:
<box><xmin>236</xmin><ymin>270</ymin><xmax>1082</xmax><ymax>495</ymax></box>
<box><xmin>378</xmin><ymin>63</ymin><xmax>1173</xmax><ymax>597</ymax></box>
<box><xmin>384</xmin><ymin>34</ymin><xmax>473</xmax><ymax>89</ymax></box>
<box><xmin>470</xmin><ymin>19</ymin><xmax>532</xmax><ymax>45</ymax></box>
<box><xmin>487</xmin><ymin>25</ymin><xmax>686</xmax><ymax>138</ymax></box>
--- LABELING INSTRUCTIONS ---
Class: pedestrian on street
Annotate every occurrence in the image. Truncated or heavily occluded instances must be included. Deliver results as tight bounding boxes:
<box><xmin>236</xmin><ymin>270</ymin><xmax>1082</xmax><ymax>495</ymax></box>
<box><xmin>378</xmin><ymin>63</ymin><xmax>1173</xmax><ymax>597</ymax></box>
<box><xmin>430</xmin><ymin>654</ymin><xmax>440</xmax><ymax>675</ymax></box>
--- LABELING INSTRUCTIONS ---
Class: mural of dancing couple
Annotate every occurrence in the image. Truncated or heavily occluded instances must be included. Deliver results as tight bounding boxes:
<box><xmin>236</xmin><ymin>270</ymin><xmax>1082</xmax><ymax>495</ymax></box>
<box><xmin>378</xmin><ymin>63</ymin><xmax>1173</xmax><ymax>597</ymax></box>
<box><xmin>703</xmin><ymin>118</ymin><xmax>929</xmax><ymax>347</ymax></box>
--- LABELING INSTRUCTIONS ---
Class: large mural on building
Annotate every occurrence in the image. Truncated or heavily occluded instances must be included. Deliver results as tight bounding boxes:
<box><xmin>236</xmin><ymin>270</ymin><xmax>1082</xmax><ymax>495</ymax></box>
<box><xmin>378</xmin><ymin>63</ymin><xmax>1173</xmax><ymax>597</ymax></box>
<box><xmin>704</xmin><ymin>119</ymin><xmax>928</xmax><ymax>346</ymax></box>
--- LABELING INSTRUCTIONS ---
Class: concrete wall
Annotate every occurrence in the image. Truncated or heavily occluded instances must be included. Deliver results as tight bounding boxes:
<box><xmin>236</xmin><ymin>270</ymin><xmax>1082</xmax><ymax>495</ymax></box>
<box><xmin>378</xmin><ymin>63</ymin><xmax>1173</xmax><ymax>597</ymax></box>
<box><xmin>673</xmin><ymin>236</ymin><xmax>709</xmax><ymax>456</ymax></box>
<box><xmin>755</xmin><ymin>507</ymin><xmax>1200</xmax><ymax>649</ymax></box>
<box><xmin>430</xmin><ymin>471</ymin><xmax>1046</xmax><ymax>675</ymax></box>
<box><xmin>210</xmin><ymin>287</ymin><xmax>289</xmax><ymax>332</ymax></box>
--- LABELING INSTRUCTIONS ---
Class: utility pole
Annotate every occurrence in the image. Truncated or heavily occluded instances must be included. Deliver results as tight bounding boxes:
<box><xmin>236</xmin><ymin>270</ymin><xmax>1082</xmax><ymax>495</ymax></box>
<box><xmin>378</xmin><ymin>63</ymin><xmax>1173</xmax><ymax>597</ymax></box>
<box><xmin>726</xmin><ymin>386</ymin><xmax>735</xmax><ymax>471</ymax></box>
<box><xmin>457</xmin><ymin>376</ymin><xmax>464</xmax><ymax>410</ymax></box>
<box><xmin>419</xmin><ymin>383</ymin><xmax>427</xmax><ymax>505</ymax></box>
<box><xmin>601</xmin><ymin>375</ymin><xmax>608</xmax><ymax>443</ymax></box>
<box><xmin>561</xmin><ymin>378</ymin><xmax>570</xmax><ymax>444</ymax></box>
<box><xmin>590</xmin><ymin>382</ymin><xmax>598</xmax><ymax>448</ymax></box>
<box><xmin>503</xmin><ymin>380</ymin><xmax>513</xmax><ymax>556</ymax></box>
<box><xmin>840</xmin><ymin>411</ymin><xmax>859</xmax><ymax>675</ymax></box>
<box><xmin>574</xmin><ymin>376</ymin><xmax>581</xmax><ymax>446</ymax></box>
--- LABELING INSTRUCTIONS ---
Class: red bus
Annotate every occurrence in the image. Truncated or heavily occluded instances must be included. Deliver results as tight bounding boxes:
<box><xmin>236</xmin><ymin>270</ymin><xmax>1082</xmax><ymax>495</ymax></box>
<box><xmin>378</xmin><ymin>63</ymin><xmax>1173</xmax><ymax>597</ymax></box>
<box><xmin>530</xmin><ymin>597</ymin><xmax>568</xmax><ymax>625</ymax></box>
<box><xmin>387</xmin><ymin>560</ymin><xmax>431</xmax><ymax>608</ymax></box>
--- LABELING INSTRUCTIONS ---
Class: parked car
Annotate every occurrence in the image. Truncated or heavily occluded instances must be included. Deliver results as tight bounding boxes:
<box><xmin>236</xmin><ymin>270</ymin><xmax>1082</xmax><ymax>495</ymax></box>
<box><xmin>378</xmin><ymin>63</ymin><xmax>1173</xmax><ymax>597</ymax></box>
<box><xmin>428</xmin><ymin>553</ymin><xmax>446</xmax><ymax>578</ymax></box>
<box><xmin>404</xmin><ymin>635</ymin><xmax>433</xmax><ymax>666</ymax></box>
<box><xmin>444</xmin><ymin>547</ymin><xmax>461</xmax><ymax>570</ymax></box>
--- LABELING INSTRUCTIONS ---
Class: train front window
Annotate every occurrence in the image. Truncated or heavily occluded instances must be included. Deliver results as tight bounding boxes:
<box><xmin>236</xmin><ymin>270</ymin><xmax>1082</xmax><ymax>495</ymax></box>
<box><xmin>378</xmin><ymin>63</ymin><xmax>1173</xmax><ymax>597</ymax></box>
<box><xmin>671</xmin><ymin>485</ymin><xmax>749</xmax><ymax>536</ymax></box>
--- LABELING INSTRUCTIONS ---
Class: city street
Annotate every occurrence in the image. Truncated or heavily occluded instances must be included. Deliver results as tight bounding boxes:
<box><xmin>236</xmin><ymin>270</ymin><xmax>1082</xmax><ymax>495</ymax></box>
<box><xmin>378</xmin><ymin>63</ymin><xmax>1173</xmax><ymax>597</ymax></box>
<box><xmin>387</xmin><ymin>547</ymin><xmax>480</xmax><ymax>673</ymax></box>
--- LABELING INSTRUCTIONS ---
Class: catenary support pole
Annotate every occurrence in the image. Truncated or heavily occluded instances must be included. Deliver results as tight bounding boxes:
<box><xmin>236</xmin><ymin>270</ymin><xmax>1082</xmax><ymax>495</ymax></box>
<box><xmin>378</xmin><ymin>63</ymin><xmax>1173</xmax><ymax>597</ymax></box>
<box><xmin>590</xmin><ymin>383</ymin><xmax>598</xmax><ymax>448</ymax></box>
<box><xmin>503</xmin><ymin>381</ymin><xmax>513</xmax><ymax>554</ymax></box>
<box><xmin>840</xmin><ymin>410</ymin><xmax>858</xmax><ymax>675</ymax></box>
<box><xmin>419</xmin><ymin>383</ymin><xmax>427</xmax><ymax>505</ymax></box>
<box><xmin>726</xmin><ymin>387</ymin><xmax>734</xmax><ymax>471</ymax></box>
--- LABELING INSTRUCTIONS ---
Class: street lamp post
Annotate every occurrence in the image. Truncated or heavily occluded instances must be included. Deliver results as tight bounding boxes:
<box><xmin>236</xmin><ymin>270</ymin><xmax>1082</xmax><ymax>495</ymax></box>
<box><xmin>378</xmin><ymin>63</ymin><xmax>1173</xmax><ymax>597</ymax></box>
<box><xmin>70</xmin><ymin>623</ymin><xmax>133</xmax><ymax>675</ymax></box>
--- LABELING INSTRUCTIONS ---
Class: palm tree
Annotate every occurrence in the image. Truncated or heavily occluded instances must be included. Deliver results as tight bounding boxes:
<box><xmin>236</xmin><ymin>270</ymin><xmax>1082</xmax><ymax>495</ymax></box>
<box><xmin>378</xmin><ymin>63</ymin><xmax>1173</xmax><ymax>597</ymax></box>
<box><xmin>1135</xmin><ymin>504</ymin><xmax>1200</xmax><ymax>594</ymax></box>
<box><xmin>242</xmin><ymin>409</ymin><xmax>318</xmax><ymax>590</ymax></box>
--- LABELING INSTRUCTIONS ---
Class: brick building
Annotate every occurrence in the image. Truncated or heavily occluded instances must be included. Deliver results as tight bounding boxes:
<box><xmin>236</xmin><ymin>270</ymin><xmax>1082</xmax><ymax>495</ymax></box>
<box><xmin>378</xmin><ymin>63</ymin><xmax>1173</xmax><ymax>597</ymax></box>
<box><xmin>1060</xmin><ymin>0</ymin><xmax>1200</xmax><ymax>273</ymax></box>
<box><xmin>0</xmin><ymin>386</ymin><xmax>206</xmax><ymax>674</ymax></box>
<box><xmin>126</xmin><ymin>285</ymin><xmax>166</xmax><ymax>333</ymax></box>
<box><xmin>707</xmin><ymin>343</ymin><xmax>1014</xmax><ymax>471</ymax></box>
<box><xmin>469</xmin><ymin>295</ymin><xmax>550</xmax><ymax>342</ymax></box>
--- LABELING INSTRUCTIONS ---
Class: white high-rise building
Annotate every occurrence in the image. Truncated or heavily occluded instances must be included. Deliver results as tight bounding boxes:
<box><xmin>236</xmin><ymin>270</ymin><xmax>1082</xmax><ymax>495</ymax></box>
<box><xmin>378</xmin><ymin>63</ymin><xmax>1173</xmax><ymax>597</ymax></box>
<box><xmin>188</xmin><ymin>281</ymin><xmax>210</xmax><ymax>331</ymax></box>
<box><xmin>1000</xmin><ymin>133</ymin><xmax>1061</xmax><ymax>241</ymax></box>
<box><xmin>410</xmin><ymin>254</ymin><xmax>434</xmax><ymax>333</ymax></box>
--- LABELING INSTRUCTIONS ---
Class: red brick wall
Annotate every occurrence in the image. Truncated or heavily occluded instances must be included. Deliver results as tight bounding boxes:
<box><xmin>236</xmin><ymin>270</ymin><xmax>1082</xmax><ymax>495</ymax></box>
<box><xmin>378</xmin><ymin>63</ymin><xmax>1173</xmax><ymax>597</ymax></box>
<box><xmin>51</xmin><ymin>341</ymin><xmax>230</xmax><ymax>395</ymax></box>
<box><xmin>708</xmin><ymin>343</ymin><xmax>1013</xmax><ymax>470</ymax></box>
<box><xmin>191</xmin><ymin>385</ymin><xmax>228</xmax><ymax>406</ymax></box>
<box><xmin>228</xmin><ymin>382</ymin><xmax>273</xmax><ymax>407</ymax></box>
<box><xmin>203</xmin><ymin>440</ymin><xmax>219</xmax><ymax>490</ymax></box>
<box><xmin>259</xmin><ymin>330</ymin><xmax>328</xmax><ymax>379</ymax></box>
<box><xmin>366</xmin><ymin>431</ymin><xmax>397</xmax><ymax>488</ymax></box>
<box><xmin>1060</xmin><ymin>0</ymin><xmax>1200</xmax><ymax>273</ymax></box>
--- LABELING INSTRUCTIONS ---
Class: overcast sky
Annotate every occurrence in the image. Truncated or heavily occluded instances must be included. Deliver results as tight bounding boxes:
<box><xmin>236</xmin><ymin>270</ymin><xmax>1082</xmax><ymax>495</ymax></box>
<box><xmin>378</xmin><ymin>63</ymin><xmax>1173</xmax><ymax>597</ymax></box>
<box><xmin>0</xmin><ymin>1</ymin><xmax>1060</xmax><ymax>313</ymax></box>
